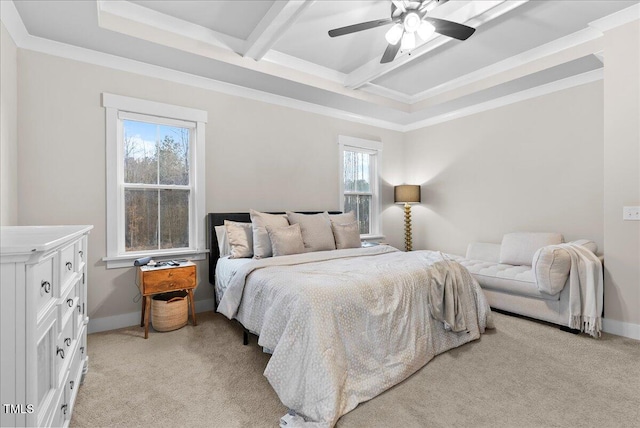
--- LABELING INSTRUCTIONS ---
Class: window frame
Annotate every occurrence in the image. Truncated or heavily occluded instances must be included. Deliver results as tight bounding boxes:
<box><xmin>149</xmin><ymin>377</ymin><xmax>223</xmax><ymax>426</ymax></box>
<box><xmin>102</xmin><ymin>93</ymin><xmax>207</xmax><ymax>269</ymax></box>
<box><xmin>338</xmin><ymin>135</ymin><xmax>383</xmax><ymax>239</ymax></box>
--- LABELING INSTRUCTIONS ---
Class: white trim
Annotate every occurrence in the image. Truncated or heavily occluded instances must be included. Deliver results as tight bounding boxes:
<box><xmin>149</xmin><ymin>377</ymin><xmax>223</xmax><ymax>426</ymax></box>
<box><xmin>262</xmin><ymin>50</ymin><xmax>346</xmax><ymax>84</ymax></box>
<box><xmin>88</xmin><ymin>298</ymin><xmax>216</xmax><ymax>333</ymax></box>
<box><xmin>360</xmin><ymin>83</ymin><xmax>413</xmax><ymax>104</ymax></box>
<box><xmin>404</xmin><ymin>68</ymin><xmax>603</xmax><ymax>132</ymax></box>
<box><xmin>589</xmin><ymin>3</ymin><xmax>640</xmax><ymax>33</ymax></box>
<box><xmin>243</xmin><ymin>0</ymin><xmax>312</xmax><ymax>61</ymax></box>
<box><xmin>602</xmin><ymin>318</ymin><xmax>640</xmax><ymax>341</ymax></box>
<box><xmin>102</xmin><ymin>93</ymin><xmax>207</xmax><ymax>268</ymax></box>
<box><xmin>338</xmin><ymin>136</ymin><xmax>383</xmax><ymax>236</ymax></box>
<box><xmin>101</xmin><ymin>250</ymin><xmax>207</xmax><ymax>270</ymax></box>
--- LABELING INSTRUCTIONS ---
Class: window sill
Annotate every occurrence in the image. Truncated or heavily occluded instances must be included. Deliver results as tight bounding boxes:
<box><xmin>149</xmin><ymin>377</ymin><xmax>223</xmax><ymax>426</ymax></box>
<box><xmin>361</xmin><ymin>234</ymin><xmax>385</xmax><ymax>242</ymax></box>
<box><xmin>102</xmin><ymin>249</ymin><xmax>208</xmax><ymax>269</ymax></box>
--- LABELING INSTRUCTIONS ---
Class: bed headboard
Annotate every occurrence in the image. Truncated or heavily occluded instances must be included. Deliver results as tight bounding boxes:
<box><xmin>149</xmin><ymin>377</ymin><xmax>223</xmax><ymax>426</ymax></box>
<box><xmin>207</xmin><ymin>211</ymin><xmax>342</xmax><ymax>286</ymax></box>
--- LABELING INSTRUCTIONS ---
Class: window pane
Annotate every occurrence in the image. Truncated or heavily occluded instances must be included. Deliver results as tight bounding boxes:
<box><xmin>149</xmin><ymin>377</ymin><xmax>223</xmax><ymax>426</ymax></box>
<box><xmin>344</xmin><ymin>150</ymin><xmax>370</xmax><ymax>193</ymax></box>
<box><xmin>159</xmin><ymin>125</ymin><xmax>190</xmax><ymax>185</ymax></box>
<box><xmin>344</xmin><ymin>194</ymin><xmax>371</xmax><ymax>235</ymax></box>
<box><xmin>124</xmin><ymin>120</ymin><xmax>158</xmax><ymax>184</ymax></box>
<box><xmin>159</xmin><ymin>189</ymin><xmax>190</xmax><ymax>249</ymax></box>
<box><xmin>125</xmin><ymin>189</ymin><xmax>158</xmax><ymax>251</ymax></box>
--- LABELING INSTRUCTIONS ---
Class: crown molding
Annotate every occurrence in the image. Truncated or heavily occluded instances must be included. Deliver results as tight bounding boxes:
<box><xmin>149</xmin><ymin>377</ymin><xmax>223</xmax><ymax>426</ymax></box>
<box><xmin>404</xmin><ymin>68</ymin><xmax>603</xmax><ymax>132</ymax></box>
<box><xmin>589</xmin><ymin>3</ymin><xmax>640</xmax><ymax>33</ymax></box>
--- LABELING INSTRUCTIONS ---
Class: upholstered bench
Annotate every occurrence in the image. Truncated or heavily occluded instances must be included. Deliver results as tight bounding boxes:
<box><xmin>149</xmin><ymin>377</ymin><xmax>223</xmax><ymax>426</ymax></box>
<box><xmin>451</xmin><ymin>233</ymin><xmax>601</xmax><ymax>329</ymax></box>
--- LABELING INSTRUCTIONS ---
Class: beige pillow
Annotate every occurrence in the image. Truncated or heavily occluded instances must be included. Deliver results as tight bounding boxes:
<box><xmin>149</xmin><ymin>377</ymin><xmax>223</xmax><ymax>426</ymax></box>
<box><xmin>331</xmin><ymin>221</ymin><xmax>361</xmax><ymax>249</ymax></box>
<box><xmin>532</xmin><ymin>246</ymin><xmax>571</xmax><ymax>295</ymax></box>
<box><xmin>214</xmin><ymin>225</ymin><xmax>230</xmax><ymax>257</ymax></box>
<box><xmin>266</xmin><ymin>224</ymin><xmax>305</xmax><ymax>257</ymax></box>
<box><xmin>224</xmin><ymin>220</ymin><xmax>253</xmax><ymax>259</ymax></box>
<box><xmin>329</xmin><ymin>211</ymin><xmax>356</xmax><ymax>225</ymax></box>
<box><xmin>499</xmin><ymin>232</ymin><xmax>563</xmax><ymax>266</ymax></box>
<box><xmin>250</xmin><ymin>209</ymin><xmax>289</xmax><ymax>259</ymax></box>
<box><xmin>286</xmin><ymin>212</ymin><xmax>335</xmax><ymax>252</ymax></box>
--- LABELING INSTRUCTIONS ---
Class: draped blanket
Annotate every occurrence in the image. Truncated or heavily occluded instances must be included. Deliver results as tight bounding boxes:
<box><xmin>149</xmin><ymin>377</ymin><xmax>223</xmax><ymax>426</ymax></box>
<box><xmin>218</xmin><ymin>247</ymin><xmax>493</xmax><ymax>427</ymax></box>
<box><xmin>539</xmin><ymin>243</ymin><xmax>603</xmax><ymax>337</ymax></box>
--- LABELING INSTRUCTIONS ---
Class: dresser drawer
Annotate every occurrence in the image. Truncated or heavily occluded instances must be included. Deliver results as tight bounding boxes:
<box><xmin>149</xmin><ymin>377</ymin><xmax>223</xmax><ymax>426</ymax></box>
<box><xmin>33</xmin><ymin>255</ymin><xmax>56</xmax><ymax>321</ymax></box>
<box><xmin>56</xmin><ymin>312</ymin><xmax>75</xmax><ymax>385</ymax></box>
<box><xmin>141</xmin><ymin>265</ymin><xmax>196</xmax><ymax>294</ymax></box>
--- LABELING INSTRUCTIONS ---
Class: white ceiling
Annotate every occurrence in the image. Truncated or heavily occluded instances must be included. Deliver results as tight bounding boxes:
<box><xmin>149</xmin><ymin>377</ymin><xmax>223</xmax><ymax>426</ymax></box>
<box><xmin>6</xmin><ymin>0</ymin><xmax>639</xmax><ymax>129</ymax></box>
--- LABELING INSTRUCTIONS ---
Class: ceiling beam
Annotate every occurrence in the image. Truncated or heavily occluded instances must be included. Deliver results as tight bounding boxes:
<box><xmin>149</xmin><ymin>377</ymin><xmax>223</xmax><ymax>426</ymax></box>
<box><xmin>243</xmin><ymin>0</ymin><xmax>314</xmax><ymax>61</ymax></box>
<box><xmin>344</xmin><ymin>0</ymin><xmax>528</xmax><ymax>90</ymax></box>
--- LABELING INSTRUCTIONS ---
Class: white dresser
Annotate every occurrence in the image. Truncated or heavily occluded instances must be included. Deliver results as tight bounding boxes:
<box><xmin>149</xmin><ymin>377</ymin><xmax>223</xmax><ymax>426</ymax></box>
<box><xmin>1</xmin><ymin>225</ymin><xmax>93</xmax><ymax>427</ymax></box>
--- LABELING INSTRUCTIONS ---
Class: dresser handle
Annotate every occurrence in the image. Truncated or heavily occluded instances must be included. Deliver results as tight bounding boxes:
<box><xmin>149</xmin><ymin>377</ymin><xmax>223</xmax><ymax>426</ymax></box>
<box><xmin>64</xmin><ymin>337</ymin><xmax>71</xmax><ymax>347</ymax></box>
<box><xmin>80</xmin><ymin>346</ymin><xmax>85</xmax><ymax>355</ymax></box>
<box><xmin>67</xmin><ymin>298</ymin><xmax>74</xmax><ymax>307</ymax></box>
<box><xmin>56</xmin><ymin>347</ymin><xmax>65</xmax><ymax>359</ymax></box>
<box><xmin>66</xmin><ymin>262</ymin><xmax>73</xmax><ymax>271</ymax></box>
<box><xmin>61</xmin><ymin>403</ymin><xmax>68</xmax><ymax>415</ymax></box>
<box><xmin>79</xmin><ymin>250</ymin><xmax>84</xmax><ymax>258</ymax></box>
<box><xmin>77</xmin><ymin>304</ymin><xmax>82</xmax><ymax>313</ymax></box>
<box><xmin>70</xmin><ymin>380</ymin><xmax>74</xmax><ymax>390</ymax></box>
<box><xmin>41</xmin><ymin>281</ymin><xmax>51</xmax><ymax>294</ymax></box>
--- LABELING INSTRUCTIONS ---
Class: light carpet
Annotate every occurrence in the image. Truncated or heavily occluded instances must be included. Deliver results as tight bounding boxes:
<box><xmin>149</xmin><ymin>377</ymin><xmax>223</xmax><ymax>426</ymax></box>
<box><xmin>71</xmin><ymin>311</ymin><xmax>639</xmax><ymax>428</ymax></box>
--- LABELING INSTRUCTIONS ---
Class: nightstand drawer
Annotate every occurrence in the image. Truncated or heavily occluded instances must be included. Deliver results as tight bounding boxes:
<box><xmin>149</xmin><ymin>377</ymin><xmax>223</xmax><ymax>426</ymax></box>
<box><xmin>141</xmin><ymin>265</ymin><xmax>196</xmax><ymax>294</ymax></box>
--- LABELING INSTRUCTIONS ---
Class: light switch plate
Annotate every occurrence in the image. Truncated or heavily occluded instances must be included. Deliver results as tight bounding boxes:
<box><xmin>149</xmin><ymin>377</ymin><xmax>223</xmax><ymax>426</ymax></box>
<box><xmin>623</xmin><ymin>206</ymin><xmax>640</xmax><ymax>221</ymax></box>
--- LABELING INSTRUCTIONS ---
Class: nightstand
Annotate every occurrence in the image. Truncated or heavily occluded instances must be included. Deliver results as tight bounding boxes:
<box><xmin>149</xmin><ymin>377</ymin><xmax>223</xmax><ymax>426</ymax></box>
<box><xmin>138</xmin><ymin>261</ymin><xmax>197</xmax><ymax>339</ymax></box>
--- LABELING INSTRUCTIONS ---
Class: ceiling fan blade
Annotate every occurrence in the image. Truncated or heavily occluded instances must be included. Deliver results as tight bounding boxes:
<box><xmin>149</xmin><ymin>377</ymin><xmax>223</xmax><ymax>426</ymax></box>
<box><xmin>425</xmin><ymin>17</ymin><xmax>476</xmax><ymax>40</ymax></box>
<box><xmin>381</xmin><ymin>42</ymin><xmax>401</xmax><ymax>64</ymax></box>
<box><xmin>328</xmin><ymin>18</ymin><xmax>394</xmax><ymax>37</ymax></box>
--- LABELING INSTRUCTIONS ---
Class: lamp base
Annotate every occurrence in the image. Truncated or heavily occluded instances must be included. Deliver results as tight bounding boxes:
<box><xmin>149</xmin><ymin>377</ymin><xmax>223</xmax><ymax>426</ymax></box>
<box><xmin>404</xmin><ymin>203</ymin><xmax>412</xmax><ymax>252</ymax></box>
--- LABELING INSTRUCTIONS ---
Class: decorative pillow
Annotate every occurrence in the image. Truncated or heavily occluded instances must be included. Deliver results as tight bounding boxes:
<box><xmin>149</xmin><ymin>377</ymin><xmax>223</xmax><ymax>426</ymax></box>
<box><xmin>329</xmin><ymin>211</ymin><xmax>356</xmax><ymax>225</ymax></box>
<box><xmin>250</xmin><ymin>209</ymin><xmax>289</xmax><ymax>259</ymax></box>
<box><xmin>266</xmin><ymin>223</ymin><xmax>305</xmax><ymax>257</ymax></box>
<box><xmin>532</xmin><ymin>246</ymin><xmax>571</xmax><ymax>295</ymax></box>
<box><xmin>499</xmin><ymin>232</ymin><xmax>563</xmax><ymax>266</ymax></box>
<box><xmin>286</xmin><ymin>211</ymin><xmax>336</xmax><ymax>252</ymax></box>
<box><xmin>331</xmin><ymin>221</ymin><xmax>361</xmax><ymax>249</ymax></box>
<box><xmin>214</xmin><ymin>225</ymin><xmax>230</xmax><ymax>257</ymax></box>
<box><xmin>224</xmin><ymin>220</ymin><xmax>253</xmax><ymax>259</ymax></box>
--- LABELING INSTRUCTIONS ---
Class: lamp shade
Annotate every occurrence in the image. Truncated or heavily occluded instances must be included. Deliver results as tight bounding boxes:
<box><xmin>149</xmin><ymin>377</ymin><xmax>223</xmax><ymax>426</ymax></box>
<box><xmin>394</xmin><ymin>184</ymin><xmax>421</xmax><ymax>204</ymax></box>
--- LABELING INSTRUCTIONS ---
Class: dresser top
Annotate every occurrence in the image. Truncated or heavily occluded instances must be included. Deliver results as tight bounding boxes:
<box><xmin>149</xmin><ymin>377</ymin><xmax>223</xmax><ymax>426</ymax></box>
<box><xmin>1</xmin><ymin>225</ymin><xmax>93</xmax><ymax>254</ymax></box>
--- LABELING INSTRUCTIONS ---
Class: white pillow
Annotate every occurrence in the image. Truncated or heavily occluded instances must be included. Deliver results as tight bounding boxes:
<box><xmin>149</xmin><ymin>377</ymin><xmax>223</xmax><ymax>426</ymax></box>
<box><xmin>499</xmin><ymin>232</ymin><xmax>563</xmax><ymax>266</ymax></box>
<box><xmin>286</xmin><ymin>211</ymin><xmax>336</xmax><ymax>252</ymax></box>
<box><xmin>250</xmin><ymin>209</ymin><xmax>289</xmax><ymax>259</ymax></box>
<box><xmin>224</xmin><ymin>220</ymin><xmax>253</xmax><ymax>259</ymax></box>
<box><xmin>331</xmin><ymin>221</ymin><xmax>361</xmax><ymax>249</ymax></box>
<box><xmin>329</xmin><ymin>211</ymin><xmax>356</xmax><ymax>225</ymax></box>
<box><xmin>532</xmin><ymin>246</ymin><xmax>571</xmax><ymax>295</ymax></box>
<box><xmin>266</xmin><ymin>224</ymin><xmax>305</xmax><ymax>257</ymax></box>
<box><xmin>214</xmin><ymin>225</ymin><xmax>230</xmax><ymax>257</ymax></box>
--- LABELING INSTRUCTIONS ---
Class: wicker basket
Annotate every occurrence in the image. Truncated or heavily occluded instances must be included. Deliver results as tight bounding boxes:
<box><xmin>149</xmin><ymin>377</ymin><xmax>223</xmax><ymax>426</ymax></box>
<box><xmin>151</xmin><ymin>291</ymin><xmax>188</xmax><ymax>332</ymax></box>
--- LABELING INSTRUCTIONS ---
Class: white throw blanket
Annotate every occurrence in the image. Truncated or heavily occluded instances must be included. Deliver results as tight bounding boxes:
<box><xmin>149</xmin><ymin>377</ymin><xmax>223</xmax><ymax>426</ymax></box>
<box><xmin>541</xmin><ymin>243</ymin><xmax>603</xmax><ymax>337</ymax></box>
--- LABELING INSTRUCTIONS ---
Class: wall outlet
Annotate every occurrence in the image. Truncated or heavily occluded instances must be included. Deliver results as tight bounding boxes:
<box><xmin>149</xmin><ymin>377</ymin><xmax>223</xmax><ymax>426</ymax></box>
<box><xmin>623</xmin><ymin>206</ymin><xmax>640</xmax><ymax>221</ymax></box>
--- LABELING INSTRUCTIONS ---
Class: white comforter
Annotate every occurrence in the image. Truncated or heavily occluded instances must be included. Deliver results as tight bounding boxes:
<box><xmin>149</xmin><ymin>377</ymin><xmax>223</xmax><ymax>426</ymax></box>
<box><xmin>218</xmin><ymin>246</ymin><xmax>493</xmax><ymax>427</ymax></box>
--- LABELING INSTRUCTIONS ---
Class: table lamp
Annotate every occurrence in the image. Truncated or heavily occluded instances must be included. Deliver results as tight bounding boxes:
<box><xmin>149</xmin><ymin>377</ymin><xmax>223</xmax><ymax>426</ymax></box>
<box><xmin>394</xmin><ymin>184</ymin><xmax>421</xmax><ymax>251</ymax></box>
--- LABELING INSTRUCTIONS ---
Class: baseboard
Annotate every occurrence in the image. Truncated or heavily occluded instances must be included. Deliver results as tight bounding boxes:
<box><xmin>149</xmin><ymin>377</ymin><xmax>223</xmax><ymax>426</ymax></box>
<box><xmin>88</xmin><ymin>298</ymin><xmax>216</xmax><ymax>334</ymax></box>
<box><xmin>602</xmin><ymin>318</ymin><xmax>640</xmax><ymax>341</ymax></box>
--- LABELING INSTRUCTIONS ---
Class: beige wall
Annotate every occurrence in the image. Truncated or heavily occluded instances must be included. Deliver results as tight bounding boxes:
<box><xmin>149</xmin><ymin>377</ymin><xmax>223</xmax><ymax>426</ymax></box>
<box><xmin>602</xmin><ymin>20</ymin><xmax>640</xmax><ymax>326</ymax></box>
<box><xmin>16</xmin><ymin>50</ymin><xmax>405</xmax><ymax>323</ymax></box>
<box><xmin>0</xmin><ymin>22</ymin><xmax>18</xmax><ymax>226</ymax></box>
<box><xmin>404</xmin><ymin>81</ymin><xmax>605</xmax><ymax>257</ymax></box>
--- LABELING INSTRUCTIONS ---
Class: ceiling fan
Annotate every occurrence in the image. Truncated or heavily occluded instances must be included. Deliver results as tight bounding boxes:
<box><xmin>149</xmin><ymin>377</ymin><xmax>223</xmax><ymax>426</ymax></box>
<box><xmin>328</xmin><ymin>0</ymin><xmax>476</xmax><ymax>64</ymax></box>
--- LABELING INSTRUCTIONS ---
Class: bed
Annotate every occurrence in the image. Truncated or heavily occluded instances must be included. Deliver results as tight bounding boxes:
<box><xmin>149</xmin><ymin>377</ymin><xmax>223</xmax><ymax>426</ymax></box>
<box><xmin>208</xmin><ymin>212</ymin><xmax>493</xmax><ymax>427</ymax></box>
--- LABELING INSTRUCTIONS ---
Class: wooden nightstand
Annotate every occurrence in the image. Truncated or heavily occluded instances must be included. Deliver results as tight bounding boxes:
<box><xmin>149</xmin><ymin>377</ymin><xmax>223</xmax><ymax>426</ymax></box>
<box><xmin>138</xmin><ymin>261</ymin><xmax>197</xmax><ymax>339</ymax></box>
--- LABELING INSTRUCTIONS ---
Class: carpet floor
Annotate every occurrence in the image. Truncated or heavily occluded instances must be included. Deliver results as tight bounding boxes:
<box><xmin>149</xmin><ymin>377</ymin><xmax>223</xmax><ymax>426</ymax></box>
<box><xmin>71</xmin><ymin>311</ymin><xmax>639</xmax><ymax>428</ymax></box>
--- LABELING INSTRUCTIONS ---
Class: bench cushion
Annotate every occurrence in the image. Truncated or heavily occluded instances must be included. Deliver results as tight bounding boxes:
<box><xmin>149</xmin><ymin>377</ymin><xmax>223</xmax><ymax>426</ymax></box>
<box><xmin>499</xmin><ymin>232</ymin><xmax>563</xmax><ymax>266</ymax></box>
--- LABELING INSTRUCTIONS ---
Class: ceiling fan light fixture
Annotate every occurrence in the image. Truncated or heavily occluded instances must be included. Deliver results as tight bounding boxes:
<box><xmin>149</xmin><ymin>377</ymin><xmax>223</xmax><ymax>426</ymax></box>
<box><xmin>400</xmin><ymin>32</ymin><xmax>416</xmax><ymax>51</ymax></box>
<box><xmin>385</xmin><ymin>23</ymin><xmax>404</xmax><ymax>45</ymax></box>
<box><xmin>417</xmin><ymin>21</ymin><xmax>436</xmax><ymax>41</ymax></box>
<box><xmin>403</xmin><ymin>12</ymin><xmax>421</xmax><ymax>33</ymax></box>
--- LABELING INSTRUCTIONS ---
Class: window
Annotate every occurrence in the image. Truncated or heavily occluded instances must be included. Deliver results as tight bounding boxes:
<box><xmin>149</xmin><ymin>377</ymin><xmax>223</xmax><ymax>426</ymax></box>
<box><xmin>102</xmin><ymin>94</ymin><xmax>207</xmax><ymax>268</ymax></box>
<box><xmin>339</xmin><ymin>136</ymin><xmax>382</xmax><ymax>237</ymax></box>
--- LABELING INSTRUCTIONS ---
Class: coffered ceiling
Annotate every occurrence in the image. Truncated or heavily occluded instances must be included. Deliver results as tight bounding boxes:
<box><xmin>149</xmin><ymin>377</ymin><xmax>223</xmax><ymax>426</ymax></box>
<box><xmin>5</xmin><ymin>1</ymin><xmax>639</xmax><ymax>130</ymax></box>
